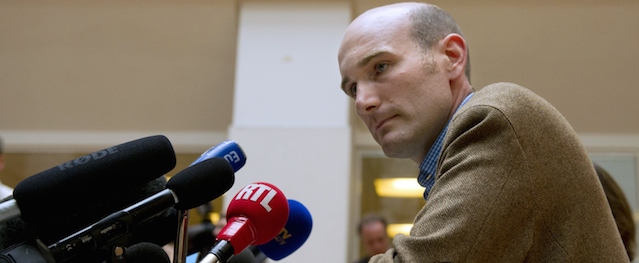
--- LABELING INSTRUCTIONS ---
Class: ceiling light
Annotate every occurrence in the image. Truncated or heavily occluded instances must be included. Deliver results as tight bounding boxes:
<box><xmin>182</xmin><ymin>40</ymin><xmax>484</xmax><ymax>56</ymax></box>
<box><xmin>374</xmin><ymin>178</ymin><xmax>423</xmax><ymax>198</ymax></box>
<box><xmin>387</xmin><ymin>223</ymin><xmax>412</xmax><ymax>237</ymax></box>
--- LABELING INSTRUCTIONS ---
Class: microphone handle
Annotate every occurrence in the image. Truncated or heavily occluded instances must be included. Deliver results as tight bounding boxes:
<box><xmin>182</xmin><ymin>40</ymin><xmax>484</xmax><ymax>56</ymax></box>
<box><xmin>199</xmin><ymin>240</ymin><xmax>234</xmax><ymax>263</ymax></box>
<box><xmin>173</xmin><ymin>209</ymin><xmax>189</xmax><ymax>263</ymax></box>
<box><xmin>199</xmin><ymin>253</ymin><xmax>221</xmax><ymax>263</ymax></box>
<box><xmin>0</xmin><ymin>200</ymin><xmax>20</xmax><ymax>223</ymax></box>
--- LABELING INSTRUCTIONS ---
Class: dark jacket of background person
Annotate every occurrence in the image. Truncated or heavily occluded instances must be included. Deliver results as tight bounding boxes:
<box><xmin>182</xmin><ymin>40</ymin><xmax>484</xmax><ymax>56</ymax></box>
<box><xmin>595</xmin><ymin>162</ymin><xmax>637</xmax><ymax>261</ymax></box>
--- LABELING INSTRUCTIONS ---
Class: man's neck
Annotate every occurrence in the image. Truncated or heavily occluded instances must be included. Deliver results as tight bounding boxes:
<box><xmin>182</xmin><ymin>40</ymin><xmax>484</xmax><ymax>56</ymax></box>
<box><xmin>448</xmin><ymin>81</ymin><xmax>473</xmax><ymax>119</ymax></box>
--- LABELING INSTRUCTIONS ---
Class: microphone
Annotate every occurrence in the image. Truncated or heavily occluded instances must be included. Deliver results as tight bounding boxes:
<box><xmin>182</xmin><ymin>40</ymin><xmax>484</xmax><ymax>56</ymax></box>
<box><xmin>175</xmin><ymin>140</ymin><xmax>248</xmax><ymax>263</ymax></box>
<box><xmin>0</xmin><ymin>173</ymin><xmax>170</xmax><ymax>251</ymax></box>
<box><xmin>90</xmin><ymin>140</ymin><xmax>248</xmax><ymax>263</ymax></box>
<box><xmin>4</xmin><ymin>135</ymin><xmax>176</xmax><ymax>227</ymax></box>
<box><xmin>199</xmin><ymin>182</ymin><xmax>290</xmax><ymax>263</ymax></box>
<box><xmin>191</xmin><ymin>140</ymin><xmax>247</xmax><ymax>172</ymax></box>
<box><xmin>254</xmin><ymin>199</ymin><xmax>313</xmax><ymax>261</ymax></box>
<box><xmin>124</xmin><ymin>242</ymin><xmax>171</xmax><ymax>263</ymax></box>
<box><xmin>47</xmin><ymin>157</ymin><xmax>235</xmax><ymax>263</ymax></box>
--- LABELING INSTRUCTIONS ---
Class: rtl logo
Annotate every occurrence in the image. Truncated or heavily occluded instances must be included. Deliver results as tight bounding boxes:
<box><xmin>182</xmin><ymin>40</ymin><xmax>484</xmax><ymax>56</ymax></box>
<box><xmin>235</xmin><ymin>183</ymin><xmax>278</xmax><ymax>212</ymax></box>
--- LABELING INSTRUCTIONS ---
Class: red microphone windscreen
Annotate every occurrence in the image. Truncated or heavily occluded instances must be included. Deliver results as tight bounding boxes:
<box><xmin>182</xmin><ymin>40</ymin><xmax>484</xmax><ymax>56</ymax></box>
<box><xmin>226</xmin><ymin>182</ymin><xmax>289</xmax><ymax>245</ymax></box>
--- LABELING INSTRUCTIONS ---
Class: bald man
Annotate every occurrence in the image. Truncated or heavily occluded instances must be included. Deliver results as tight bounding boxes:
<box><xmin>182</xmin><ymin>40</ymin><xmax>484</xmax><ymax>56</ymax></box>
<box><xmin>337</xmin><ymin>2</ymin><xmax>628</xmax><ymax>262</ymax></box>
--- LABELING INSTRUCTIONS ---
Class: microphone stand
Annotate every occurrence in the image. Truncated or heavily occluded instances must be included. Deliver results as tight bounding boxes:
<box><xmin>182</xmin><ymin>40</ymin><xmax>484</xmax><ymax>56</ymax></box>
<box><xmin>198</xmin><ymin>240</ymin><xmax>234</xmax><ymax>263</ymax></box>
<box><xmin>199</xmin><ymin>253</ymin><xmax>221</xmax><ymax>263</ymax></box>
<box><xmin>173</xmin><ymin>209</ymin><xmax>190</xmax><ymax>263</ymax></box>
<box><xmin>249</xmin><ymin>246</ymin><xmax>268</xmax><ymax>263</ymax></box>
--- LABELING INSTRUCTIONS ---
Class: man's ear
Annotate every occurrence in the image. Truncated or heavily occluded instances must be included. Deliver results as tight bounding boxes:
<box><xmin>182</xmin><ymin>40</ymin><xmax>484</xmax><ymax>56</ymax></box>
<box><xmin>441</xmin><ymin>33</ymin><xmax>467</xmax><ymax>80</ymax></box>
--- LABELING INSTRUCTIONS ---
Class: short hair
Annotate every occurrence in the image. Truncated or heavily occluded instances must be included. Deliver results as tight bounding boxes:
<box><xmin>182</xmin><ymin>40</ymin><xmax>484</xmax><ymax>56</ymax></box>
<box><xmin>594</xmin><ymin>162</ymin><xmax>636</xmax><ymax>260</ymax></box>
<box><xmin>408</xmin><ymin>4</ymin><xmax>471</xmax><ymax>82</ymax></box>
<box><xmin>357</xmin><ymin>213</ymin><xmax>388</xmax><ymax>235</ymax></box>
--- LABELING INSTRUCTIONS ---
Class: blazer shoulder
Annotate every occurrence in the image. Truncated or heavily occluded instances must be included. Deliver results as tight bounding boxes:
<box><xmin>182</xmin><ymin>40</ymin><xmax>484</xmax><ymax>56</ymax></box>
<box><xmin>459</xmin><ymin>83</ymin><xmax>562</xmax><ymax>123</ymax></box>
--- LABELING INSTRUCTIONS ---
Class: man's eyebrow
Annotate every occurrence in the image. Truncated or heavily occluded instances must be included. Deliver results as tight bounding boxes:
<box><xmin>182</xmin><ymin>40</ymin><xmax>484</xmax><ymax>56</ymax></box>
<box><xmin>357</xmin><ymin>51</ymin><xmax>388</xmax><ymax>67</ymax></box>
<box><xmin>340</xmin><ymin>51</ymin><xmax>390</xmax><ymax>92</ymax></box>
<box><xmin>340</xmin><ymin>77</ymin><xmax>351</xmax><ymax>93</ymax></box>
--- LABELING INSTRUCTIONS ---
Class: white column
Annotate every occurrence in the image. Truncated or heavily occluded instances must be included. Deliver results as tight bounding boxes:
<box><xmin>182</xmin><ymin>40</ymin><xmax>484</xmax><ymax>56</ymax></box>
<box><xmin>226</xmin><ymin>2</ymin><xmax>352</xmax><ymax>262</ymax></box>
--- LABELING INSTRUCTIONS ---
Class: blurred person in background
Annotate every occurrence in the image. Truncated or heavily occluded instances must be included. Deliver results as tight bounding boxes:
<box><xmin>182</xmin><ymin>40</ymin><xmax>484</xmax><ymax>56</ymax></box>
<box><xmin>0</xmin><ymin>136</ymin><xmax>14</xmax><ymax>200</ymax></box>
<box><xmin>353</xmin><ymin>214</ymin><xmax>391</xmax><ymax>263</ymax></box>
<box><xmin>595</xmin><ymin>162</ymin><xmax>637</xmax><ymax>261</ymax></box>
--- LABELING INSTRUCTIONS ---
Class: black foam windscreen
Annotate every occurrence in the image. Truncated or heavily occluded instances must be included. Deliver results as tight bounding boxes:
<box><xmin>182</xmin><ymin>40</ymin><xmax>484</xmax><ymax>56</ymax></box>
<box><xmin>125</xmin><ymin>242</ymin><xmax>171</xmax><ymax>263</ymax></box>
<box><xmin>0</xmin><ymin>176</ymin><xmax>168</xmax><ymax>251</ymax></box>
<box><xmin>13</xmin><ymin>135</ymin><xmax>176</xmax><ymax>226</ymax></box>
<box><xmin>166</xmin><ymin>157</ymin><xmax>235</xmax><ymax>210</ymax></box>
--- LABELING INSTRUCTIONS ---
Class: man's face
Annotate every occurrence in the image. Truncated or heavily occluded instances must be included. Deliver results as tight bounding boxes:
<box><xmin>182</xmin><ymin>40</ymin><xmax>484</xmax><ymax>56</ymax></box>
<box><xmin>338</xmin><ymin>8</ymin><xmax>453</xmax><ymax>162</ymax></box>
<box><xmin>360</xmin><ymin>221</ymin><xmax>389</xmax><ymax>256</ymax></box>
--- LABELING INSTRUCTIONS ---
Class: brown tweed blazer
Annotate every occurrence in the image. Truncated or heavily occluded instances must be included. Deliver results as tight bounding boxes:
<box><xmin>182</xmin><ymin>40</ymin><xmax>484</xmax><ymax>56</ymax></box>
<box><xmin>370</xmin><ymin>82</ymin><xmax>628</xmax><ymax>262</ymax></box>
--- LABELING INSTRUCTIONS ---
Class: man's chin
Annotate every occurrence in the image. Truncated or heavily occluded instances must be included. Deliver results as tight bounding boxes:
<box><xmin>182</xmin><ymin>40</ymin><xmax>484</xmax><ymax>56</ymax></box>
<box><xmin>382</xmin><ymin>148</ymin><xmax>404</xmax><ymax>159</ymax></box>
<box><xmin>377</xmin><ymin>135</ymin><xmax>418</xmax><ymax>160</ymax></box>
<box><xmin>379</xmin><ymin>141</ymin><xmax>406</xmax><ymax>159</ymax></box>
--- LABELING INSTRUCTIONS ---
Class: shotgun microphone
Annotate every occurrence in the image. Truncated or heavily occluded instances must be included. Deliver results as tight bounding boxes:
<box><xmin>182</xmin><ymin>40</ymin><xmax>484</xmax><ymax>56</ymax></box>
<box><xmin>48</xmin><ymin>157</ymin><xmax>235</xmax><ymax>263</ymax></box>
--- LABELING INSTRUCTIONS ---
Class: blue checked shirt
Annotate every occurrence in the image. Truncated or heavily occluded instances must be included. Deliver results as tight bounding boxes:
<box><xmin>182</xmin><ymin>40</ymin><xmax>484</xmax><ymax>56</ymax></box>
<box><xmin>418</xmin><ymin>93</ymin><xmax>474</xmax><ymax>200</ymax></box>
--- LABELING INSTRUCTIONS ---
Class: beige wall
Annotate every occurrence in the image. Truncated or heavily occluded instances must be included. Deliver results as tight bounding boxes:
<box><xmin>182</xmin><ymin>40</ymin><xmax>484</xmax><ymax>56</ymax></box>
<box><xmin>1</xmin><ymin>0</ymin><xmax>638</xmax><ymax>137</ymax></box>
<box><xmin>0</xmin><ymin>0</ymin><xmax>237</xmax><ymax>132</ymax></box>
<box><xmin>351</xmin><ymin>0</ymin><xmax>639</xmax><ymax>135</ymax></box>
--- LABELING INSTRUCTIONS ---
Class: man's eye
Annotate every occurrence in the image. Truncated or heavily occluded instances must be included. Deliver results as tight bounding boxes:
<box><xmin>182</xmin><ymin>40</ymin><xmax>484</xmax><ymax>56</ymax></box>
<box><xmin>375</xmin><ymin>63</ymin><xmax>388</xmax><ymax>73</ymax></box>
<box><xmin>349</xmin><ymin>84</ymin><xmax>357</xmax><ymax>97</ymax></box>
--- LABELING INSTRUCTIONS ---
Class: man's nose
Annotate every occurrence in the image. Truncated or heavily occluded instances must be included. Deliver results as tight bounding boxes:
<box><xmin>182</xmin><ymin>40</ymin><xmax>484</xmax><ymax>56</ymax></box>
<box><xmin>355</xmin><ymin>82</ymin><xmax>381</xmax><ymax>114</ymax></box>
